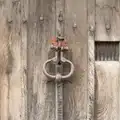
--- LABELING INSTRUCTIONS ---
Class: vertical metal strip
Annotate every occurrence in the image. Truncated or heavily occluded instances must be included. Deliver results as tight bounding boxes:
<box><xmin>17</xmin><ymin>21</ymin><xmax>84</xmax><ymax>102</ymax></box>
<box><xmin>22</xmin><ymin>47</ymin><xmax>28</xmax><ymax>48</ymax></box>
<box><xmin>55</xmin><ymin>0</ymin><xmax>65</xmax><ymax>120</ymax></box>
<box><xmin>55</xmin><ymin>82</ymin><xmax>63</xmax><ymax>120</ymax></box>
<box><xmin>87</xmin><ymin>0</ymin><xmax>96</xmax><ymax>120</ymax></box>
<box><xmin>118</xmin><ymin>42</ymin><xmax>120</xmax><ymax>120</ymax></box>
<box><xmin>56</xmin><ymin>0</ymin><xmax>65</xmax><ymax>37</ymax></box>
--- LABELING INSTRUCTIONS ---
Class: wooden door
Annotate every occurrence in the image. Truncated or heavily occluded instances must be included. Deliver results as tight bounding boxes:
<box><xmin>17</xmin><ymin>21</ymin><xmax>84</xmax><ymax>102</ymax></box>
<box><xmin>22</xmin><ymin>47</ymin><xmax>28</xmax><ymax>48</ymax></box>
<box><xmin>0</xmin><ymin>0</ymin><xmax>120</xmax><ymax>120</ymax></box>
<box><xmin>95</xmin><ymin>0</ymin><xmax>120</xmax><ymax>120</ymax></box>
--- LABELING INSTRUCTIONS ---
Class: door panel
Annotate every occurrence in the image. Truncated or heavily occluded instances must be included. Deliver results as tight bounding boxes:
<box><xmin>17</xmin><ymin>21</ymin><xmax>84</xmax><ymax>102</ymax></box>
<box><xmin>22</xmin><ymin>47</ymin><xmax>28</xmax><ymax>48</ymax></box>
<box><xmin>95</xmin><ymin>0</ymin><xmax>120</xmax><ymax>120</ymax></box>
<box><xmin>0</xmin><ymin>0</ymin><xmax>120</xmax><ymax>120</ymax></box>
<box><xmin>95</xmin><ymin>62</ymin><xmax>120</xmax><ymax>120</ymax></box>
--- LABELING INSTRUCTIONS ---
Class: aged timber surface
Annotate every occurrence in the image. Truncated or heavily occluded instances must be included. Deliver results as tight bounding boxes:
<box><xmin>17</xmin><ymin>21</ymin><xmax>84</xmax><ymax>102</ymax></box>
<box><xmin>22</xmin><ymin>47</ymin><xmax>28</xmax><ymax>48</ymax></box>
<box><xmin>95</xmin><ymin>62</ymin><xmax>120</xmax><ymax>120</ymax></box>
<box><xmin>1</xmin><ymin>0</ymin><xmax>120</xmax><ymax>120</ymax></box>
<box><xmin>27</xmin><ymin>0</ymin><xmax>56</xmax><ymax>120</ymax></box>
<box><xmin>0</xmin><ymin>1</ymin><xmax>9</xmax><ymax>120</ymax></box>
<box><xmin>95</xmin><ymin>0</ymin><xmax>120</xmax><ymax>120</ymax></box>
<box><xmin>64</xmin><ymin>0</ymin><xmax>88</xmax><ymax>120</ymax></box>
<box><xmin>0</xmin><ymin>0</ymin><xmax>28</xmax><ymax>120</ymax></box>
<box><xmin>7</xmin><ymin>0</ymin><xmax>28</xmax><ymax>120</ymax></box>
<box><xmin>87</xmin><ymin>0</ymin><xmax>96</xmax><ymax>120</ymax></box>
<box><xmin>0</xmin><ymin>0</ymin><xmax>89</xmax><ymax>120</ymax></box>
<box><xmin>96</xmin><ymin>0</ymin><xmax>120</xmax><ymax>41</ymax></box>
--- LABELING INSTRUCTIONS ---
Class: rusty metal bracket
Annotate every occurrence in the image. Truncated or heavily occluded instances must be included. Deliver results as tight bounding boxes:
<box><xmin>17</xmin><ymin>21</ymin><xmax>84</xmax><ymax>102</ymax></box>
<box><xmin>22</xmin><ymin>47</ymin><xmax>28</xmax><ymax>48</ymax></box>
<box><xmin>43</xmin><ymin>52</ymin><xmax>74</xmax><ymax>81</ymax></box>
<box><xmin>43</xmin><ymin>37</ymin><xmax>74</xmax><ymax>81</ymax></box>
<box><xmin>43</xmin><ymin>36</ymin><xmax>74</xmax><ymax>120</ymax></box>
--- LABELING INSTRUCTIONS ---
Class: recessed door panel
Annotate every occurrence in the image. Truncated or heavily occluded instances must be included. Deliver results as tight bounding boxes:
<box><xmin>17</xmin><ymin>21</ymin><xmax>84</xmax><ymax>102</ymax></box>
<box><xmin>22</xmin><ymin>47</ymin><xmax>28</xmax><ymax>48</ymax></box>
<box><xmin>95</xmin><ymin>62</ymin><xmax>120</xmax><ymax>120</ymax></box>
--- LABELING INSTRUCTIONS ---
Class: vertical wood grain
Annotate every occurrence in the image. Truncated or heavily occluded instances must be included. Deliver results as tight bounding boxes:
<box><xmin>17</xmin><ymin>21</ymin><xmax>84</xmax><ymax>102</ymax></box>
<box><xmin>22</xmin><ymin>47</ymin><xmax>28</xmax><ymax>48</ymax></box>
<box><xmin>95</xmin><ymin>62</ymin><xmax>119</xmax><ymax>120</ymax></box>
<box><xmin>21</xmin><ymin>0</ymin><xmax>28</xmax><ymax>119</ymax></box>
<box><xmin>64</xmin><ymin>0</ymin><xmax>88</xmax><ymax>120</ymax></box>
<box><xmin>27</xmin><ymin>0</ymin><xmax>56</xmax><ymax>120</ymax></box>
<box><xmin>96</xmin><ymin>0</ymin><xmax>120</xmax><ymax>41</ymax></box>
<box><xmin>87</xmin><ymin>0</ymin><xmax>96</xmax><ymax>120</ymax></box>
<box><xmin>8</xmin><ymin>0</ymin><xmax>21</xmax><ymax>119</ymax></box>
<box><xmin>112</xmin><ymin>0</ymin><xmax>120</xmax><ymax>41</ymax></box>
<box><xmin>95</xmin><ymin>0</ymin><xmax>120</xmax><ymax>120</ymax></box>
<box><xmin>7</xmin><ymin>0</ymin><xmax>27</xmax><ymax>120</ymax></box>
<box><xmin>0</xmin><ymin>0</ymin><xmax>9</xmax><ymax>120</ymax></box>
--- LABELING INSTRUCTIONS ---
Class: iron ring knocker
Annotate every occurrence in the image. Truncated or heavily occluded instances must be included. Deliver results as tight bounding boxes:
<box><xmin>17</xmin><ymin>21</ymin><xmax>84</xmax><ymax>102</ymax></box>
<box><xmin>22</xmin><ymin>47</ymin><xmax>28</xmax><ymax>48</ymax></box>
<box><xmin>43</xmin><ymin>57</ymin><xmax>56</xmax><ymax>79</ymax></box>
<box><xmin>43</xmin><ymin>57</ymin><xmax>74</xmax><ymax>80</ymax></box>
<box><xmin>61</xmin><ymin>57</ymin><xmax>74</xmax><ymax>80</ymax></box>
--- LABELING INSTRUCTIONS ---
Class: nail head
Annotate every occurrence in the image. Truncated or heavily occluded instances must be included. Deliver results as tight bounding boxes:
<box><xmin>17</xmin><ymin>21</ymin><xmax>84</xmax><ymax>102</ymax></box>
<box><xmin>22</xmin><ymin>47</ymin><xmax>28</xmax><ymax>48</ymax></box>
<box><xmin>73</xmin><ymin>23</ymin><xmax>77</xmax><ymax>28</ymax></box>
<box><xmin>40</xmin><ymin>16</ymin><xmax>44</xmax><ymax>21</ymax></box>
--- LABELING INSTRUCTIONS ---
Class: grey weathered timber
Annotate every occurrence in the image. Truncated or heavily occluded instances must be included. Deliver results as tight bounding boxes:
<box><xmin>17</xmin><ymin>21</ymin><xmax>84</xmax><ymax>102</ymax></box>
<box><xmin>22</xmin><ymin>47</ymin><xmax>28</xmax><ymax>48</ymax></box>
<box><xmin>96</xmin><ymin>0</ymin><xmax>120</xmax><ymax>41</ymax></box>
<box><xmin>95</xmin><ymin>62</ymin><xmax>119</xmax><ymax>120</ymax></box>
<box><xmin>0</xmin><ymin>1</ymin><xmax>9</xmax><ymax>120</ymax></box>
<box><xmin>21</xmin><ymin>0</ymin><xmax>28</xmax><ymax>119</ymax></box>
<box><xmin>87</xmin><ymin>0</ymin><xmax>96</xmax><ymax>120</ymax></box>
<box><xmin>27</xmin><ymin>0</ymin><xmax>56</xmax><ymax>120</ymax></box>
<box><xmin>95</xmin><ymin>0</ymin><xmax>120</xmax><ymax>120</ymax></box>
<box><xmin>64</xmin><ymin>0</ymin><xmax>88</xmax><ymax>120</ymax></box>
<box><xmin>6</xmin><ymin>0</ymin><xmax>27</xmax><ymax>120</ymax></box>
<box><xmin>1</xmin><ymin>0</ymin><xmax>120</xmax><ymax>120</ymax></box>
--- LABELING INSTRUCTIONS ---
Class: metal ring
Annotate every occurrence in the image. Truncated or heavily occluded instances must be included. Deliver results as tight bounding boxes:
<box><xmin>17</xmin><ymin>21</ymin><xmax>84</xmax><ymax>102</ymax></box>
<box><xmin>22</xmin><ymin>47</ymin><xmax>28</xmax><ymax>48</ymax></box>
<box><xmin>43</xmin><ymin>57</ymin><xmax>56</xmax><ymax>79</ymax></box>
<box><xmin>61</xmin><ymin>57</ymin><xmax>74</xmax><ymax>79</ymax></box>
<box><xmin>43</xmin><ymin>57</ymin><xmax>74</xmax><ymax>80</ymax></box>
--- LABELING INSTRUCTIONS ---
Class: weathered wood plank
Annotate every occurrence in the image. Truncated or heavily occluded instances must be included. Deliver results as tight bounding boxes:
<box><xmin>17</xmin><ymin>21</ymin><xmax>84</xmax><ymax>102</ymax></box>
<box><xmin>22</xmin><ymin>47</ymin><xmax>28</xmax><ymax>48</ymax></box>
<box><xmin>20</xmin><ymin>0</ymin><xmax>28</xmax><ymax>119</ymax></box>
<box><xmin>64</xmin><ymin>0</ymin><xmax>88</xmax><ymax>120</ymax></box>
<box><xmin>87</xmin><ymin>0</ymin><xmax>96</xmax><ymax>120</ymax></box>
<box><xmin>27</xmin><ymin>0</ymin><xmax>56</xmax><ymax>120</ymax></box>
<box><xmin>95</xmin><ymin>61</ymin><xmax>119</xmax><ymax>120</ymax></box>
<box><xmin>96</xmin><ymin>0</ymin><xmax>120</xmax><ymax>41</ymax></box>
<box><xmin>0</xmin><ymin>1</ymin><xmax>9</xmax><ymax>120</ymax></box>
<box><xmin>8</xmin><ymin>0</ymin><xmax>21</xmax><ymax>118</ymax></box>
<box><xmin>7</xmin><ymin>0</ymin><xmax>27</xmax><ymax>120</ymax></box>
